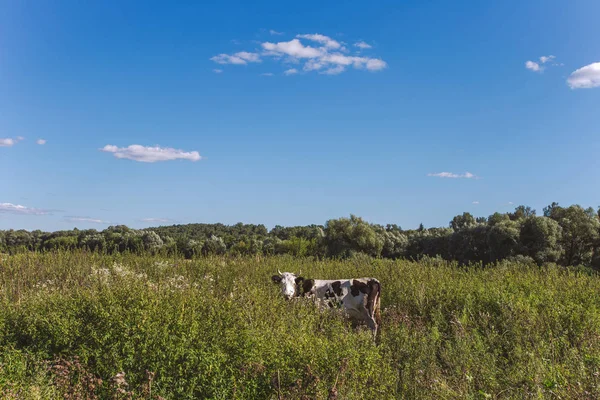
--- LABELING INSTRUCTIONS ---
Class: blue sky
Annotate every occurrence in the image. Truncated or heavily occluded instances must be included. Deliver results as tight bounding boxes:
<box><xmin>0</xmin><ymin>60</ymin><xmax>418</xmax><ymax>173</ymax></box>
<box><xmin>1</xmin><ymin>0</ymin><xmax>599</xmax><ymax>231</ymax></box>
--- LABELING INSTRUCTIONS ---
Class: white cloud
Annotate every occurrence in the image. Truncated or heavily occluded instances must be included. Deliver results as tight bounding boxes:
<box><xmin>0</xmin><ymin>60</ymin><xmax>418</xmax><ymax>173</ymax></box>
<box><xmin>213</xmin><ymin>69</ymin><xmax>223</xmax><ymax>74</ymax></box>
<box><xmin>296</xmin><ymin>33</ymin><xmax>341</xmax><ymax>49</ymax></box>
<box><xmin>0</xmin><ymin>137</ymin><xmax>32</xmax><ymax>147</ymax></box>
<box><xmin>319</xmin><ymin>53</ymin><xmax>357</xmax><ymax>66</ymax></box>
<box><xmin>261</xmin><ymin>72</ymin><xmax>274</xmax><ymax>76</ymax></box>
<box><xmin>269</xmin><ymin>30</ymin><xmax>284</xmax><ymax>35</ymax></box>
<box><xmin>0</xmin><ymin>138</ymin><xmax>15</xmax><ymax>147</ymax></box>
<box><xmin>525</xmin><ymin>60</ymin><xmax>542</xmax><ymax>72</ymax></box>
<box><xmin>0</xmin><ymin>203</ymin><xmax>56</xmax><ymax>215</ymax></box>
<box><xmin>236</xmin><ymin>51</ymin><xmax>261</xmax><ymax>62</ymax></box>
<box><xmin>36</xmin><ymin>139</ymin><xmax>46</xmax><ymax>145</ymax></box>
<box><xmin>140</xmin><ymin>217</ymin><xmax>174</xmax><ymax>223</ymax></box>
<box><xmin>262</xmin><ymin>39</ymin><xmax>323</xmax><ymax>58</ymax></box>
<box><xmin>64</xmin><ymin>216</ymin><xmax>110</xmax><ymax>224</ymax></box>
<box><xmin>366</xmin><ymin>58</ymin><xmax>387</xmax><ymax>71</ymax></box>
<box><xmin>320</xmin><ymin>65</ymin><xmax>346</xmax><ymax>75</ymax></box>
<box><xmin>210</xmin><ymin>51</ymin><xmax>261</xmax><ymax>65</ymax></box>
<box><xmin>472</xmin><ymin>201</ymin><xmax>480</xmax><ymax>205</ymax></box>
<box><xmin>567</xmin><ymin>62</ymin><xmax>600</xmax><ymax>89</ymax></box>
<box><xmin>539</xmin><ymin>55</ymin><xmax>555</xmax><ymax>64</ymax></box>
<box><xmin>211</xmin><ymin>54</ymin><xmax>246</xmax><ymax>65</ymax></box>
<box><xmin>215</xmin><ymin>33</ymin><xmax>387</xmax><ymax>76</ymax></box>
<box><xmin>526</xmin><ymin>55</ymin><xmax>560</xmax><ymax>73</ymax></box>
<box><xmin>309</xmin><ymin>53</ymin><xmax>387</xmax><ymax>72</ymax></box>
<box><xmin>303</xmin><ymin>59</ymin><xmax>324</xmax><ymax>71</ymax></box>
<box><xmin>100</xmin><ymin>144</ymin><xmax>201</xmax><ymax>163</ymax></box>
<box><xmin>427</xmin><ymin>172</ymin><xmax>478</xmax><ymax>179</ymax></box>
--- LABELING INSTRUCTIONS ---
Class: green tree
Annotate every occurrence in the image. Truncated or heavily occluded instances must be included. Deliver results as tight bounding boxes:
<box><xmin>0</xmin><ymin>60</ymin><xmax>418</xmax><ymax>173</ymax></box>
<box><xmin>262</xmin><ymin>237</ymin><xmax>283</xmax><ymax>255</ymax></box>
<box><xmin>324</xmin><ymin>215</ymin><xmax>383</xmax><ymax>258</ymax></box>
<box><xmin>487</xmin><ymin>220</ymin><xmax>520</xmax><ymax>261</ymax></box>
<box><xmin>184</xmin><ymin>239</ymin><xmax>203</xmax><ymax>258</ymax></box>
<box><xmin>202</xmin><ymin>235</ymin><xmax>227</xmax><ymax>256</ymax></box>
<box><xmin>543</xmin><ymin>202</ymin><xmax>561</xmax><ymax>218</ymax></box>
<box><xmin>4</xmin><ymin>230</ymin><xmax>33</xmax><ymax>253</ymax></box>
<box><xmin>141</xmin><ymin>231</ymin><xmax>164</xmax><ymax>253</ymax></box>
<box><xmin>450</xmin><ymin>212</ymin><xmax>477</xmax><ymax>231</ymax></box>
<box><xmin>545</xmin><ymin>205</ymin><xmax>599</xmax><ymax>265</ymax></box>
<box><xmin>449</xmin><ymin>225</ymin><xmax>490</xmax><ymax>264</ymax></box>
<box><xmin>488</xmin><ymin>212</ymin><xmax>510</xmax><ymax>226</ymax></box>
<box><xmin>276</xmin><ymin>237</ymin><xmax>311</xmax><ymax>257</ymax></box>
<box><xmin>508</xmin><ymin>205</ymin><xmax>536</xmax><ymax>221</ymax></box>
<box><xmin>79</xmin><ymin>233</ymin><xmax>106</xmax><ymax>252</ymax></box>
<box><xmin>377</xmin><ymin>228</ymin><xmax>409</xmax><ymax>259</ymax></box>
<box><xmin>162</xmin><ymin>236</ymin><xmax>178</xmax><ymax>255</ymax></box>
<box><xmin>520</xmin><ymin>216</ymin><xmax>563</xmax><ymax>264</ymax></box>
<box><xmin>42</xmin><ymin>235</ymin><xmax>78</xmax><ymax>251</ymax></box>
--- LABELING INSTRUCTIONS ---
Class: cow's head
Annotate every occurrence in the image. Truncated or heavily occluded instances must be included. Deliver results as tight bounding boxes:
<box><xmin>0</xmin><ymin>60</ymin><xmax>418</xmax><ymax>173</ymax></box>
<box><xmin>271</xmin><ymin>270</ymin><xmax>304</xmax><ymax>299</ymax></box>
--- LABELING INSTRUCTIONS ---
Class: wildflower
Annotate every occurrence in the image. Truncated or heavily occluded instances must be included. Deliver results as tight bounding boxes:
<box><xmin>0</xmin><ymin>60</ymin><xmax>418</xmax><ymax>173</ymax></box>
<box><xmin>112</xmin><ymin>371</ymin><xmax>127</xmax><ymax>387</ymax></box>
<box><xmin>166</xmin><ymin>275</ymin><xmax>189</xmax><ymax>290</ymax></box>
<box><xmin>154</xmin><ymin>260</ymin><xmax>170</xmax><ymax>270</ymax></box>
<box><xmin>92</xmin><ymin>268</ymin><xmax>110</xmax><ymax>276</ymax></box>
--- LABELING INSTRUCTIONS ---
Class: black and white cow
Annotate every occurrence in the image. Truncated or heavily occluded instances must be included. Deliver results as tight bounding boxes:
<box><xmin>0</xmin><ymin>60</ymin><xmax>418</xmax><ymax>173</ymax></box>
<box><xmin>271</xmin><ymin>270</ymin><xmax>382</xmax><ymax>337</ymax></box>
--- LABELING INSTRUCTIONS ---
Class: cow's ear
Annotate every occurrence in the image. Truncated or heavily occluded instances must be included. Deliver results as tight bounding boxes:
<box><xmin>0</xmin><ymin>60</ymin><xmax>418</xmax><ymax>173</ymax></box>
<box><xmin>295</xmin><ymin>276</ymin><xmax>304</xmax><ymax>284</ymax></box>
<box><xmin>271</xmin><ymin>275</ymin><xmax>282</xmax><ymax>283</ymax></box>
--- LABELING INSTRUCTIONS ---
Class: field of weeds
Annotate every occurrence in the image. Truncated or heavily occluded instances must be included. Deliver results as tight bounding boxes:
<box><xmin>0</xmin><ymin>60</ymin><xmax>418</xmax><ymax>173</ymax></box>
<box><xmin>1</xmin><ymin>252</ymin><xmax>600</xmax><ymax>399</ymax></box>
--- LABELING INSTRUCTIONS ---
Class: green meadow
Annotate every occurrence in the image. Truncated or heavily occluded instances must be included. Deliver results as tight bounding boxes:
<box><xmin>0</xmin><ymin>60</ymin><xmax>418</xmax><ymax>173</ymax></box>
<box><xmin>1</xmin><ymin>252</ymin><xmax>600</xmax><ymax>399</ymax></box>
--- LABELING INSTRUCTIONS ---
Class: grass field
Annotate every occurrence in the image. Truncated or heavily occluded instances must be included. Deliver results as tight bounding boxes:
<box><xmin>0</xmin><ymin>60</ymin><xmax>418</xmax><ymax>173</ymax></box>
<box><xmin>1</xmin><ymin>252</ymin><xmax>600</xmax><ymax>399</ymax></box>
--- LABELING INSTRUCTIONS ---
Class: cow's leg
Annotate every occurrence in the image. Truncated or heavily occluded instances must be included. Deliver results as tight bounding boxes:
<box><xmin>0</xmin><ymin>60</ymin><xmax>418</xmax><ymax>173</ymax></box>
<box><xmin>366</xmin><ymin>316</ymin><xmax>378</xmax><ymax>336</ymax></box>
<box><xmin>366</xmin><ymin>279</ymin><xmax>381</xmax><ymax>342</ymax></box>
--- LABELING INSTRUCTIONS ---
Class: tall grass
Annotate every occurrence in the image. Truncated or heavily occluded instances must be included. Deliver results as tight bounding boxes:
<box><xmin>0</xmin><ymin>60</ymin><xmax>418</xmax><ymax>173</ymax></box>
<box><xmin>1</xmin><ymin>251</ymin><xmax>600</xmax><ymax>398</ymax></box>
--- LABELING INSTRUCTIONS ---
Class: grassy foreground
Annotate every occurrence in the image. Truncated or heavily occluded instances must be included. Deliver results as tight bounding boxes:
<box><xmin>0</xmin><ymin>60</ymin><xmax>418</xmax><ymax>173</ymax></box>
<box><xmin>1</xmin><ymin>253</ymin><xmax>600</xmax><ymax>399</ymax></box>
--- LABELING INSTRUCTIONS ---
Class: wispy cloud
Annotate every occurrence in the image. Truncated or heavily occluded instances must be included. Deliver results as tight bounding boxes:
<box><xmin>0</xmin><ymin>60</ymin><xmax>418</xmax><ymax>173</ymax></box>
<box><xmin>320</xmin><ymin>65</ymin><xmax>346</xmax><ymax>75</ymax></box>
<box><xmin>64</xmin><ymin>216</ymin><xmax>110</xmax><ymax>224</ymax></box>
<box><xmin>525</xmin><ymin>55</ymin><xmax>559</xmax><ymax>73</ymax></box>
<box><xmin>261</xmin><ymin>72</ymin><xmax>274</xmax><ymax>76</ymax></box>
<box><xmin>525</xmin><ymin>60</ymin><xmax>542</xmax><ymax>72</ymax></box>
<box><xmin>0</xmin><ymin>203</ymin><xmax>57</xmax><ymax>215</ymax></box>
<box><xmin>140</xmin><ymin>217</ymin><xmax>175</xmax><ymax>224</ymax></box>
<box><xmin>354</xmin><ymin>41</ymin><xmax>372</xmax><ymax>49</ymax></box>
<box><xmin>262</xmin><ymin>39</ymin><xmax>322</xmax><ymax>58</ymax></box>
<box><xmin>213</xmin><ymin>69</ymin><xmax>223</xmax><ymax>74</ymax></box>
<box><xmin>567</xmin><ymin>62</ymin><xmax>600</xmax><ymax>89</ymax></box>
<box><xmin>296</xmin><ymin>33</ymin><xmax>341</xmax><ymax>49</ymax></box>
<box><xmin>100</xmin><ymin>144</ymin><xmax>201</xmax><ymax>163</ymax></box>
<box><xmin>0</xmin><ymin>138</ymin><xmax>15</xmax><ymax>147</ymax></box>
<box><xmin>210</xmin><ymin>51</ymin><xmax>261</xmax><ymax>65</ymax></box>
<box><xmin>472</xmin><ymin>201</ymin><xmax>480</xmax><ymax>205</ymax></box>
<box><xmin>365</xmin><ymin>59</ymin><xmax>386</xmax><ymax>71</ymax></box>
<box><xmin>36</xmin><ymin>139</ymin><xmax>47</xmax><ymax>145</ymax></box>
<box><xmin>211</xmin><ymin>32</ymin><xmax>387</xmax><ymax>76</ymax></box>
<box><xmin>427</xmin><ymin>172</ymin><xmax>478</xmax><ymax>179</ymax></box>
<box><xmin>284</xmin><ymin>68</ymin><xmax>298</xmax><ymax>76</ymax></box>
<box><xmin>269</xmin><ymin>29</ymin><xmax>284</xmax><ymax>35</ymax></box>
<box><xmin>1</xmin><ymin>137</ymin><xmax>28</xmax><ymax>147</ymax></box>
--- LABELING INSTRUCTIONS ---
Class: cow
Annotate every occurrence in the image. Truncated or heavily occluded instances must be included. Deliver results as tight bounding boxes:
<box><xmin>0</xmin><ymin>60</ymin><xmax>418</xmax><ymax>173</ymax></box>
<box><xmin>271</xmin><ymin>270</ymin><xmax>382</xmax><ymax>338</ymax></box>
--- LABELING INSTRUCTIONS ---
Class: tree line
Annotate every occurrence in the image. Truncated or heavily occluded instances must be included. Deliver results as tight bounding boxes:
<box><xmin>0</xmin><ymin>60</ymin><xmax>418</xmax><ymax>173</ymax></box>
<box><xmin>2</xmin><ymin>202</ymin><xmax>600</xmax><ymax>268</ymax></box>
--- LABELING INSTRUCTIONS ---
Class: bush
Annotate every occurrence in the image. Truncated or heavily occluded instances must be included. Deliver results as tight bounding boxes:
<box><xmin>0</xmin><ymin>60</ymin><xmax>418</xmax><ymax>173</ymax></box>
<box><xmin>2</xmin><ymin>252</ymin><xmax>600</xmax><ymax>398</ymax></box>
